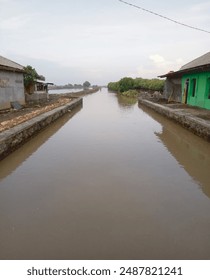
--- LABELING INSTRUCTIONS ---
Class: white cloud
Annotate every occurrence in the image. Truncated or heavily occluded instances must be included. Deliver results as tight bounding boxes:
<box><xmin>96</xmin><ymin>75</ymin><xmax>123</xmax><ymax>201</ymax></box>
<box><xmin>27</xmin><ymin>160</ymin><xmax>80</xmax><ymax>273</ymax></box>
<box><xmin>1</xmin><ymin>0</ymin><xmax>209</xmax><ymax>85</ymax></box>
<box><xmin>0</xmin><ymin>15</ymin><xmax>29</xmax><ymax>30</ymax></box>
<box><xmin>149</xmin><ymin>54</ymin><xmax>184</xmax><ymax>70</ymax></box>
<box><xmin>135</xmin><ymin>66</ymin><xmax>158</xmax><ymax>78</ymax></box>
<box><xmin>176</xmin><ymin>58</ymin><xmax>184</xmax><ymax>65</ymax></box>
<box><xmin>149</xmin><ymin>54</ymin><xmax>166</xmax><ymax>65</ymax></box>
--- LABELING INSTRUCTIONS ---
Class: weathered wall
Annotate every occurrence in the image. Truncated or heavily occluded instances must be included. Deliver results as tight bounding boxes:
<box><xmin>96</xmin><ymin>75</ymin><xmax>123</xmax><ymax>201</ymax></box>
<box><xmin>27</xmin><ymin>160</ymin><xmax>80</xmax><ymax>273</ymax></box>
<box><xmin>0</xmin><ymin>70</ymin><xmax>25</xmax><ymax>110</ymax></box>
<box><xmin>0</xmin><ymin>98</ymin><xmax>82</xmax><ymax>160</ymax></box>
<box><xmin>163</xmin><ymin>77</ymin><xmax>182</xmax><ymax>102</ymax></box>
<box><xmin>25</xmin><ymin>92</ymin><xmax>49</xmax><ymax>104</ymax></box>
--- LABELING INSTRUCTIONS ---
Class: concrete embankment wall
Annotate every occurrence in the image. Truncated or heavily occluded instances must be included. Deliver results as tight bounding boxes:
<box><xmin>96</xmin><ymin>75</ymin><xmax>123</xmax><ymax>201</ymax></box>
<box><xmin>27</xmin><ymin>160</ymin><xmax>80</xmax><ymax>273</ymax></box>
<box><xmin>139</xmin><ymin>99</ymin><xmax>210</xmax><ymax>141</ymax></box>
<box><xmin>0</xmin><ymin>98</ymin><xmax>82</xmax><ymax>160</ymax></box>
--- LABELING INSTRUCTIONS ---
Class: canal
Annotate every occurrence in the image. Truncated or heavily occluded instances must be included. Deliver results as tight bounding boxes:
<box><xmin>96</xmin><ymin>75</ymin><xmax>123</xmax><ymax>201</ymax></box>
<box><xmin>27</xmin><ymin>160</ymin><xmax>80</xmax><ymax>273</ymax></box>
<box><xmin>0</xmin><ymin>88</ymin><xmax>210</xmax><ymax>260</ymax></box>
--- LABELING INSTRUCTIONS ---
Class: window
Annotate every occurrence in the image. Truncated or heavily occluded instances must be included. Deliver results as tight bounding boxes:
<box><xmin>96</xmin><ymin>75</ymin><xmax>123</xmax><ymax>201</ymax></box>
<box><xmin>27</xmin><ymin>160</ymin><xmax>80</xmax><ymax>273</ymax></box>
<box><xmin>191</xmin><ymin>78</ymin><xmax>196</xmax><ymax>97</ymax></box>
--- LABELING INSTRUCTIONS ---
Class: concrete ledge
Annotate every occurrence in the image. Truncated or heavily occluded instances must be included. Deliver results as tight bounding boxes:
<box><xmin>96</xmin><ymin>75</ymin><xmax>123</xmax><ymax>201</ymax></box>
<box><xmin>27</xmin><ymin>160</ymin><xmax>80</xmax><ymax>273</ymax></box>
<box><xmin>0</xmin><ymin>97</ymin><xmax>82</xmax><ymax>160</ymax></box>
<box><xmin>139</xmin><ymin>98</ymin><xmax>210</xmax><ymax>141</ymax></box>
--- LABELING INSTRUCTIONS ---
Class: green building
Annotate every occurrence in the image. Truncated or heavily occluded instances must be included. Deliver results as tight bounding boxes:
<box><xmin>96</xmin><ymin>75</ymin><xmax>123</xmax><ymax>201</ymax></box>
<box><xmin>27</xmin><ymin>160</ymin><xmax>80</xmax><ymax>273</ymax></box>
<box><xmin>159</xmin><ymin>52</ymin><xmax>210</xmax><ymax>110</ymax></box>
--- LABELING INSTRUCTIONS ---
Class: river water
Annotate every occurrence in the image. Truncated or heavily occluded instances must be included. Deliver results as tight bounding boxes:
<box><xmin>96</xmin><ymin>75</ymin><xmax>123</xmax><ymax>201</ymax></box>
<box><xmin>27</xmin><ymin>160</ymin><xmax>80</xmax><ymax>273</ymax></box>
<box><xmin>0</xmin><ymin>88</ymin><xmax>210</xmax><ymax>260</ymax></box>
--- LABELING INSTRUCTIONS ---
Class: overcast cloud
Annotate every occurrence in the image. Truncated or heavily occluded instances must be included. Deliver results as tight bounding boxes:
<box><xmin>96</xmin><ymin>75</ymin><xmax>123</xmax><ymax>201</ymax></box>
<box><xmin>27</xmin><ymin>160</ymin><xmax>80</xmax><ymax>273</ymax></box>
<box><xmin>0</xmin><ymin>0</ymin><xmax>209</xmax><ymax>85</ymax></box>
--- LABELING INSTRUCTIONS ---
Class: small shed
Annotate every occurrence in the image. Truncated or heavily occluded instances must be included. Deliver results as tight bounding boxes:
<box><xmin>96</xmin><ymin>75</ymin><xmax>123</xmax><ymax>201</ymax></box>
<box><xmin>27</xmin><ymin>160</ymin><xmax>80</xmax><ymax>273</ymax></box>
<box><xmin>158</xmin><ymin>71</ymin><xmax>182</xmax><ymax>102</ymax></box>
<box><xmin>26</xmin><ymin>79</ymin><xmax>53</xmax><ymax>94</ymax></box>
<box><xmin>159</xmin><ymin>52</ymin><xmax>210</xmax><ymax>109</ymax></box>
<box><xmin>0</xmin><ymin>55</ymin><xmax>25</xmax><ymax>110</ymax></box>
<box><xmin>25</xmin><ymin>79</ymin><xmax>53</xmax><ymax>104</ymax></box>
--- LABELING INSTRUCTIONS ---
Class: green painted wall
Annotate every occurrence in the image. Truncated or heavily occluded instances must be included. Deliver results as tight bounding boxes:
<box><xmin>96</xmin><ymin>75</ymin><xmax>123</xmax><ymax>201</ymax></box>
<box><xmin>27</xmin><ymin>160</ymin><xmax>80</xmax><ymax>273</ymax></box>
<box><xmin>182</xmin><ymin>71</ymin><xmax>210</xmax><ymax>110</ymax></box>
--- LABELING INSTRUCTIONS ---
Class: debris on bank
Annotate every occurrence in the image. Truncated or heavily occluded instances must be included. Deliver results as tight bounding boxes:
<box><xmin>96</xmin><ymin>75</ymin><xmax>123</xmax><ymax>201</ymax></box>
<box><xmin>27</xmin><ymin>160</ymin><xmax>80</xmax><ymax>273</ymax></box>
<box><xmin>0</xmin><ymin>98</ymin><xmax>72</xmax><ymax>133</ymax></box>
<box><xmin>0</xmin><ymin>88</ymin><xmax>100</xmax><ymax>160</ymax></box>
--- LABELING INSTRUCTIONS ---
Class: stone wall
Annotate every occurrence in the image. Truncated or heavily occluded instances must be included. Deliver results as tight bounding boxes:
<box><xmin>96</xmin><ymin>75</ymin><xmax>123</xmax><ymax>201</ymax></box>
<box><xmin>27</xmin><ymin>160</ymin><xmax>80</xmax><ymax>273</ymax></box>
<box><xmin>25</xmin><ymin>92</ymin><xmax>48</xmax><ymax>104</ymax></box>
<box><xmin>0</xmin><ymin>98</ymin><xmax>82</xmax><ymax>160</ymax></box>
<box><xmin>139</xmin><ymin>99</ymin><xmax>210</xmax><ymax>141</ymax></box>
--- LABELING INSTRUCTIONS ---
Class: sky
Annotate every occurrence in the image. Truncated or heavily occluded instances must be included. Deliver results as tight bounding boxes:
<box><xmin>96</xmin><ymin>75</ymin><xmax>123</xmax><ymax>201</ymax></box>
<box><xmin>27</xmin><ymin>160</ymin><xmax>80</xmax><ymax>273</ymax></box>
<box><xmin>0</xmin><ymin>0</ymin><xmax>210</xmax><ymax>85</ymax></box>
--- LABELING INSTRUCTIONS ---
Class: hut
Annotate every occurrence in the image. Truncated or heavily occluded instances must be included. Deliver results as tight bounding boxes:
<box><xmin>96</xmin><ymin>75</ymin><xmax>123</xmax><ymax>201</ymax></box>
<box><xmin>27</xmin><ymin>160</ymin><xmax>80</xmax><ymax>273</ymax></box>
<box><xmin>159</xmin><ymin>52</ymin><xmax>210</xmax><ymax>109</ymax></box>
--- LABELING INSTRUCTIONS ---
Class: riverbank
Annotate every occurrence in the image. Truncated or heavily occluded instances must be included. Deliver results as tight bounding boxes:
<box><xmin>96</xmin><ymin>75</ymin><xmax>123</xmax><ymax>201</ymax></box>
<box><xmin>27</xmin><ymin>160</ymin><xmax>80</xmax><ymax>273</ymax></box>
<box><xmin>138</xmin><ymin>97</ymin><xmax>210</xmax><ymax>142</ymax></box>
<box><xmin>0</xmin><ymin>98</ymin><xmax>82</xmax><ymax>160</ymax></box>
<box><xmin>0</xmin><ymin>88</ymin><xmax>99</xmax><ymax>132</ymax></box>
<box><xmin>0</xmin><ymin>88</ymin><xmax>99</xmax><ymax>159</ymax></box>
<box><xmin>1</xmin><ymin>88</ymin><xmax>210</xmax><ymax>260</ymax></box>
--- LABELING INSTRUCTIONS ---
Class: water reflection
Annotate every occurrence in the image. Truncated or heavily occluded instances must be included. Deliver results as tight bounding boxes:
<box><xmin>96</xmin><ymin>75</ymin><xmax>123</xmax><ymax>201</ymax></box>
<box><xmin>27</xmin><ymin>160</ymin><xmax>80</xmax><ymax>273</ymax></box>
<box><xmin>0</xmin><ymin>105</ymin><xmax>82</xmax><ymax>180</ymax></box>
<box><xmin>139</xmin><ymin>103</ymin><xmax>210</xmax><ymax>198</ymax></box>
<box><xmin>108</xmin><ymin>90</ymin><xmax>137</xmax><ymax>110</ymax></box>
<box><xmin>116</xmin><ymin>95</ymin><xmax>137</xmax><ymax>108</ymax></box>
<box><xmin>0</xmin><ymin>90</ymin><xmax>210</xmax><ymax>260</ymax></box>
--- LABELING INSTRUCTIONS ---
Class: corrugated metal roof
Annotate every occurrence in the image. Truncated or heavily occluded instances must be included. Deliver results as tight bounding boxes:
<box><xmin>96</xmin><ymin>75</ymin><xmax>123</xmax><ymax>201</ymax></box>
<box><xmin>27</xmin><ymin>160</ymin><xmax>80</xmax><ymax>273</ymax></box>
<box><xmin>36</xmin><ymin>79</ymin><xmax>54</xmax><ymax>85</ymax></box>
<box><xmin>159</xmin><ymin>52</ymin><xmax>210</xmax><ymax>78</ymax></box>
<box><xmin>0</xmin><ymin>55</ymin><xmax>24</xmax><ymax>71</ymax></box>
<box><xmin>180</xmin><ymin>52</ymin><xmax>210</xmax><ymax>70</ymax></box>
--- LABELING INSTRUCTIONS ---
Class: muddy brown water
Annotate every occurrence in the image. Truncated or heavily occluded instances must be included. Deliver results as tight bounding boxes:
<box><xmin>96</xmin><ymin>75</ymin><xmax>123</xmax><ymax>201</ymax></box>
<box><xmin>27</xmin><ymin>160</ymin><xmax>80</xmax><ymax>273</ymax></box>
<box><xmin>0</xmin><ymin>89</ymin><xmax>210</xmax><ymax>260</ymax></box>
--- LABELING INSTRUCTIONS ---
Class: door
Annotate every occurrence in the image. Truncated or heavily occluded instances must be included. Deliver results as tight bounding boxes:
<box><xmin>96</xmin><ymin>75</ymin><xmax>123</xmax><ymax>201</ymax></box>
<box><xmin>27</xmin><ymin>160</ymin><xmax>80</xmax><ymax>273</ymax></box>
<box><xmin>183</xmin><ymin>79</ymin><xmax>189</xmax><ymax>104</ymax></box>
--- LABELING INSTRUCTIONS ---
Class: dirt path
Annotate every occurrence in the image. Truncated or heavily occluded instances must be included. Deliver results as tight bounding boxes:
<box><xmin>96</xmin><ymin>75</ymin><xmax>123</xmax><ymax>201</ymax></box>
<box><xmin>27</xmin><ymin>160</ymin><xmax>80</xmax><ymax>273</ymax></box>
<box><xmin>0</xmin><ymin>88</ymin><xmax>100</xmax><ymax>133</ymax></box>
<box><xmin>0</xmin><ymin>97</ymin><xmax>72</xmax><ymax>133</ymax></box>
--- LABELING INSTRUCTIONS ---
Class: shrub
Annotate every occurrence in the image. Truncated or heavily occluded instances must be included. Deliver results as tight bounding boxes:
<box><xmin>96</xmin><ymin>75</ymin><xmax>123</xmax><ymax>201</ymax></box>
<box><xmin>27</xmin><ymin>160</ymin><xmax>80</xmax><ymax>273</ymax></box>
<box><xmin>118</xmin><ymin>77</ymin><xmax>134</xmax><ymax>92</ymax></box>
<box><xmin>108</xmin><ymin>77</ymin><xmax>164</xmax><ymax>93</ymax></box>
<box><xmin>107</xmin><ymin>82</ymin><xmax>119</xmax><ymax>92</ymax></box>
<box><xmin>120</xmin><ymin>89</ymin><xmax>138</xmax><ymax>97</ymax></box>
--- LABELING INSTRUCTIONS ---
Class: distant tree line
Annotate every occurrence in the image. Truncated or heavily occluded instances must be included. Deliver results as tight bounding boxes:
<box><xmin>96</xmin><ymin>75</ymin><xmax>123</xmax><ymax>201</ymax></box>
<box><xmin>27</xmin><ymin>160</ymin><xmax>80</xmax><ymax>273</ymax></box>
<box><xmin>23</xmin><ymin>65</ymin><xmax>93</xmax><ymax>91</ymax></box>
<box><xmin>50</xmin><ymin>81</ymin><xmax>94</xmax><ymax>90</ymax></box>
<box><xmin>108</xmin><ymin>77</ymin><xmax>164</xmax><ymax>93</ymax></box>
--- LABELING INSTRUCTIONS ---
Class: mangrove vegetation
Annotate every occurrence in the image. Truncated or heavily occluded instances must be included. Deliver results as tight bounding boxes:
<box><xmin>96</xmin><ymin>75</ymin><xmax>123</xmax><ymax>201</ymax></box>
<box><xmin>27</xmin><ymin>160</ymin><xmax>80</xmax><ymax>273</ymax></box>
<box><xmin>108</xmin><ymin>77</ymin><xmax>165</xmax><ymax>94</ymax></box>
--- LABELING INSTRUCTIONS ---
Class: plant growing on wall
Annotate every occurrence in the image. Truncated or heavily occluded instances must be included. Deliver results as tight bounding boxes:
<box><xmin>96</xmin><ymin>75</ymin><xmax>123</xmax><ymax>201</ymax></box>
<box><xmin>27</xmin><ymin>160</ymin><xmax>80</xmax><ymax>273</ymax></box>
<box><xmin>23</xmin><ymin>65</ymin><xmax>39</xmax><ymax>92</ymax></box>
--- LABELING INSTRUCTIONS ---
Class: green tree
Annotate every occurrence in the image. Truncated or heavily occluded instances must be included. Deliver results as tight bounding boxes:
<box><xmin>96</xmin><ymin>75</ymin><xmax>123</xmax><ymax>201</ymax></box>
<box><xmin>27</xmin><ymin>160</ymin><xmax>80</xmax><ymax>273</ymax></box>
<box><xmin>134</xmin><ymin>77</ymin><xmax>164</xmax><ymax>92</ymax></box>
<box><xmin>107</xmin><ymin>82</ymin><xmax>119</xmax><ymax>92</ymax></box>
<box><xmin>148</xmin><ymin>79</ymin><xmax>164</xmax><ymax>91</ymax></box>
<box><xmin>23</xmin><ymin>65</ymin><xmax>39</xmax><ymax>88</ymax></box>
<box><xmin>118</xmin><ymin>77</ymin><xmax>134</xmax><ymax>92</ymax></box>
<box><xmin>108</xmin><ymin>76</ymin><xmax>164</xmax><ymax>94</ymax></box>
<box><xmin>38</xmin><ymin>75</ymin><xmax>46</xmax><ymax>81</ymax></box>
<box><xmin>83</xmin><ymin>81</ymin><xmax>91</xmax><ymax>88</ymax></box>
